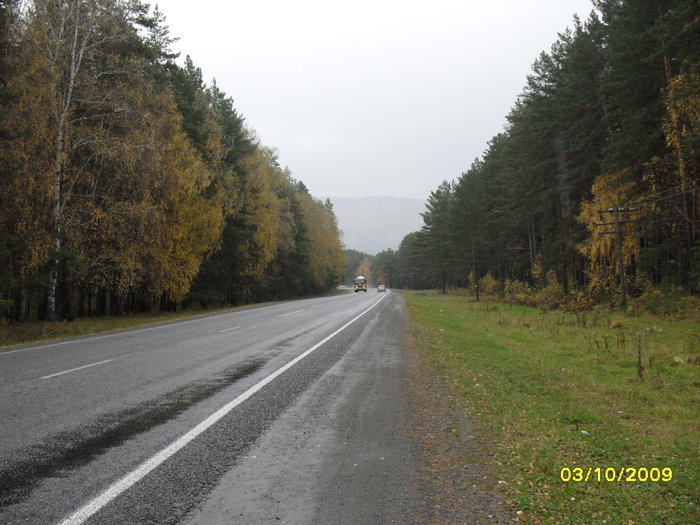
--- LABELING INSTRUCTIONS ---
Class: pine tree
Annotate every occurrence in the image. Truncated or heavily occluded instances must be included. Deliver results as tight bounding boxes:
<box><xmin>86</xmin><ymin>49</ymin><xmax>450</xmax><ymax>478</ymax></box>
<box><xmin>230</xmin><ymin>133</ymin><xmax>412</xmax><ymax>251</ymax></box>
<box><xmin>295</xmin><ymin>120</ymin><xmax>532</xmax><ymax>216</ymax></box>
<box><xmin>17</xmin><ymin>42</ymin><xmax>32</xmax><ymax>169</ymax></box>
<box><xmin>418</xmin><ymin>181</ymin><xmax>455</xmax><ymax>293</ymax></box>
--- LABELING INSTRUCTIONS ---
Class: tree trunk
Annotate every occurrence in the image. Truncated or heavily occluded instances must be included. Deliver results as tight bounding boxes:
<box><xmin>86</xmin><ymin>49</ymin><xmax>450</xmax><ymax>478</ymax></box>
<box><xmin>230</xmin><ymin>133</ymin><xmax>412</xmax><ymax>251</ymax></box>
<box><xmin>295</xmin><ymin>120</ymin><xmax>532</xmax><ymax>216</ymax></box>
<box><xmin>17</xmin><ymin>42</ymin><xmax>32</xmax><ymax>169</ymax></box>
<box><xmin>46</xmin><ymin>1</ymin><xmax>91</xmax><ymax>319</ymax></box>
<box><xmin>96</xmin><ymin>288</ymin><xmax>107</xmax><ymax>316</ymax></box>
<box><xmin>46</xmin><ymin>124</ymin><xmax>65</xmax><ymax>320</ymax></box>
<box><xmin>67</xmin><ymin>284</ymin><xmax>78</xmax><ymax>321</ymax></box>
<box><xmin>471</xmin><ymin>232</ymin><xmax>480</xmax><ymax>302</ymax></box>
<box><xmin>19</xmin><ymin>255</ymin><xmax>28</xmax><ymax>322</ymax></box>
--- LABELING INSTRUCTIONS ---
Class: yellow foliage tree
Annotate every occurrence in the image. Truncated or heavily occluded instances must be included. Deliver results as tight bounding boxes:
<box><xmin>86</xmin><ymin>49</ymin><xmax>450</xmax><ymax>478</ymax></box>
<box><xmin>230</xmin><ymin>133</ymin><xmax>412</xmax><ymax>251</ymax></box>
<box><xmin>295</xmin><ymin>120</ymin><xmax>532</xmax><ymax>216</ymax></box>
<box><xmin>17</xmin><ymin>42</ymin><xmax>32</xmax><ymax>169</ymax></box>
<box><xmin>1</xmin><ymin>71</ymin><xmax>54</xmax><ymax>318</ymax></box>
<box><xmin>149</xmin><ymin>101</ymin><xmax>223</xmax><ymax>301</ymax></box>
<box><xmin>6</xmin><ymin>1</ymin><xmax>226</xmax><ymax>314</ymax></box>
<box><xmin>663</xmin><ymin>71</ymin><xmax>699</xmax><ymax>252</ymax></box>
<box><xmin>664</xmin><ymin>72</ymin><xmax>699</xmax><ymax>186</ymax></box>
<box><xmin>238</xmin><ymin>147</ymin><xmax>291</xmax><ymax>282</ymax></box>
<box><xmin>300</xmin><ymin>195</ymin><xmax>345</xmax><ymax>292</ymax></box>
<box><xmin>59</xmin><ymin>86</ymin><xmax>223</xmax><ymax>305</ymax></box>
<box><xmin>354</xmin><ymin>257</ymin><xmax>373</xmax><ymax>285</ymax></box>
<box><xmin>578</xmin><ymin>170</ymin><xmax>648</xmax><ymax>295</ymax></box>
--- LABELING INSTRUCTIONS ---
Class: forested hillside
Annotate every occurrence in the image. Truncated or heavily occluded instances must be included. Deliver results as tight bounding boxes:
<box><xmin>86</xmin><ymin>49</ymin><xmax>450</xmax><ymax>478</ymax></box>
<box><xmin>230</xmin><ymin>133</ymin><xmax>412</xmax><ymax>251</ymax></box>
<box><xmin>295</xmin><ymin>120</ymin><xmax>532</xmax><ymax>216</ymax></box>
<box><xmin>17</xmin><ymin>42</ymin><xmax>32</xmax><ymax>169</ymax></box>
<box><xmin>0</xmin><ymin>0</ymin><xmax>344</xmax><ymax>321</ymax></box>
<box><xmin>378</xmin><ymin>0</ymin><xmax>698</xmax><ymax>304</ymax></box>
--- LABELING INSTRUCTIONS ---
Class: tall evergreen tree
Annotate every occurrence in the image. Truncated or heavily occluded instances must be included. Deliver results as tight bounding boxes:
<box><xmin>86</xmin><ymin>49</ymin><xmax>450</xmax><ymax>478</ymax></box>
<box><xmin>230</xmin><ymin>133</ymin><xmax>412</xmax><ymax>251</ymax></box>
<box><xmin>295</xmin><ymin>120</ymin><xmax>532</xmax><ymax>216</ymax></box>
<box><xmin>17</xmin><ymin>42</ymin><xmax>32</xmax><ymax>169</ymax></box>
<box><xmin>453</xmin><ymin>161</ymin><xmax>488</xmax><ymax>299</ymax></box>
<box><xmin>418</xmin><ymin>181</ymin><xmax>455</xmax><ymax>293</ymax></box>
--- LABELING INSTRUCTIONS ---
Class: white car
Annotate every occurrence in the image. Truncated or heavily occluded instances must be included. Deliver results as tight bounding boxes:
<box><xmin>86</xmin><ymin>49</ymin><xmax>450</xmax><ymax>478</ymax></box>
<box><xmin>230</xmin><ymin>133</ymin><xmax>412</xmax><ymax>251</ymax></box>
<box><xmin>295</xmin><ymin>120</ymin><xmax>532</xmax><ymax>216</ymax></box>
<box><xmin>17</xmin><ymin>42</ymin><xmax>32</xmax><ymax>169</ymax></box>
<box><xmin>377</xmin><ymin>284</ymin><xmax>386</xmax><ymax>292</ymax></box>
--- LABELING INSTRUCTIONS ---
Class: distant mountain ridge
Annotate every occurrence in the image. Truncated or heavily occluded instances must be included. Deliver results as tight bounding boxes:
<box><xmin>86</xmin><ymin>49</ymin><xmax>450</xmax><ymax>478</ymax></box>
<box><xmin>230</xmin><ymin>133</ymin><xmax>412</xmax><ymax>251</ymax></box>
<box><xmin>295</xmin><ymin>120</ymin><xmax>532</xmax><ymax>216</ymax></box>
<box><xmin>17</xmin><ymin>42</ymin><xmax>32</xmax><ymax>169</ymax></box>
<box><xmin>328</xmin><ymin>196</ymin><xmax>426</xmax><ymax>255</ymax></box>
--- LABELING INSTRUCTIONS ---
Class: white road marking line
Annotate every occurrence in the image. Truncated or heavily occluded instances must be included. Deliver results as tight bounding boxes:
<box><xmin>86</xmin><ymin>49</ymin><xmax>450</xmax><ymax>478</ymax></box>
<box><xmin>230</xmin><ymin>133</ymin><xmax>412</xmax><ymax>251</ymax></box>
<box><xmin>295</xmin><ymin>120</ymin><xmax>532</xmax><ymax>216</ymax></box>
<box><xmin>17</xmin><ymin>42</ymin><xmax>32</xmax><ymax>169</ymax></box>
<box><xmin>277</xmin><ymin>308</ymin><xmax>306</xmax><ymax>317</ymax></box>
<box><xmin>1</xmin><ymin>334</ymin><xmax>118</xmax><ymax>355</ymax></box>
<box><xmin>40</xmin><ymin>359</ymin><xmax>116</xmax><ymax>380</ymax></box>
<box><xmin>219</xmin><ymin>326</ymin><xmax>241</xmax><ymax>333</ymax></box>
<box><xmin>0</xmin><ymin>316</ymin><xmax>214</xmax><ymax>356</ymax></box>
<box><xmin>59</xmin><ymin>293</ymin><xmax>388</xmax><ymax>525</ymax></box>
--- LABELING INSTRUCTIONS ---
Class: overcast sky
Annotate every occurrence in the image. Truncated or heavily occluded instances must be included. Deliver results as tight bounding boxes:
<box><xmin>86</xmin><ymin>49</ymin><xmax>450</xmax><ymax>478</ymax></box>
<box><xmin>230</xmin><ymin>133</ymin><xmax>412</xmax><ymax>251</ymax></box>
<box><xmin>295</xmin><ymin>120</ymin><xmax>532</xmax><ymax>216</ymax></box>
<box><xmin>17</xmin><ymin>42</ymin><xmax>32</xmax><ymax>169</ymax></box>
<box><xmin>161</xmin><ymin>0</ymin><xmax>595</xmax><ymax>199</ymax></box>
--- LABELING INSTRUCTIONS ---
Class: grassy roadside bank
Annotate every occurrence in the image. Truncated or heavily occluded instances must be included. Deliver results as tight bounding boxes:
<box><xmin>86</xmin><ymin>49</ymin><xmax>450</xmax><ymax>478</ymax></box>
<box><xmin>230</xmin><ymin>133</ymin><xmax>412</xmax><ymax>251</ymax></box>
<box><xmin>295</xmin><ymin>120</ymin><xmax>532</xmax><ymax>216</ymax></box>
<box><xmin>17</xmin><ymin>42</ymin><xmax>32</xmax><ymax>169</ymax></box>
<box><xmin>0</xmin><ymin>304</ymin><xmax>264</xmax><ymax>348</ymax></box>
<box><xmin>404</xmin><ymin>292</ymin><xmax>699</xmax><ymax>524</ymax></box>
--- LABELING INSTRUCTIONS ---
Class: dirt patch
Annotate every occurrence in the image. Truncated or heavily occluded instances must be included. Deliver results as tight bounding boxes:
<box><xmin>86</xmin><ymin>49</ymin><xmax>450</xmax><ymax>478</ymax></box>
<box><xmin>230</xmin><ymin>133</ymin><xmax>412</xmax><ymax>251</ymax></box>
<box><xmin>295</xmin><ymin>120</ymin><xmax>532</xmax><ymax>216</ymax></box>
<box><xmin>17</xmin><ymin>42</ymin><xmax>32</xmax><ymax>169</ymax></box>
<box><xmin>402</xmin><ymin>327</ymin><xmax>518</xmax><ymax>524</ymax></box>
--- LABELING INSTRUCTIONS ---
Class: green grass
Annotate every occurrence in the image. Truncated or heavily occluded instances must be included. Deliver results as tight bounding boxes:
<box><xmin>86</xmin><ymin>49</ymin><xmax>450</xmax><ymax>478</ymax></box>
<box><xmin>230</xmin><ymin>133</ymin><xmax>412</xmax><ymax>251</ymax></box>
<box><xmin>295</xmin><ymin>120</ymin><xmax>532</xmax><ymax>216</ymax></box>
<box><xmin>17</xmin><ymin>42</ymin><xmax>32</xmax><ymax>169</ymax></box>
<box><xmin>404</xmin><ymin>291</ymin><xmax>699</xmax><ymax>525</ymax></box>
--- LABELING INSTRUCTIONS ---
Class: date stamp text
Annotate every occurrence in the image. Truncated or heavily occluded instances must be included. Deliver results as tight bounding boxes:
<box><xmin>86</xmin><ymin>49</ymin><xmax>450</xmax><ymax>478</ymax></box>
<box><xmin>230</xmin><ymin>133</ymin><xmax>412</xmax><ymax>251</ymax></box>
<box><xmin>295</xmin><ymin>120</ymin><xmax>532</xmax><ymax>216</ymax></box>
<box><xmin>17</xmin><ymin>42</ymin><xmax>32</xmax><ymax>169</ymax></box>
<box><xmin>560</xmin><ymin>467</ymin><xmax>672</xmax><ymax>483</ymax></box>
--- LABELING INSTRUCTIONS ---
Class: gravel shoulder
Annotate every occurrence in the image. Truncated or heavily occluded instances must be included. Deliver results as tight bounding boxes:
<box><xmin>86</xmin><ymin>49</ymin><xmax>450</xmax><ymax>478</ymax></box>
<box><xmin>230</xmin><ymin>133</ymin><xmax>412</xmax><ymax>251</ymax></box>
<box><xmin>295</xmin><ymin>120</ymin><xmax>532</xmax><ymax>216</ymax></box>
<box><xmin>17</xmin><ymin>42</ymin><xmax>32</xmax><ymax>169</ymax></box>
<box><xmin>403</xmin><ymin>317</ymin><xmax>518</xmax><ymax>524</ymax></box>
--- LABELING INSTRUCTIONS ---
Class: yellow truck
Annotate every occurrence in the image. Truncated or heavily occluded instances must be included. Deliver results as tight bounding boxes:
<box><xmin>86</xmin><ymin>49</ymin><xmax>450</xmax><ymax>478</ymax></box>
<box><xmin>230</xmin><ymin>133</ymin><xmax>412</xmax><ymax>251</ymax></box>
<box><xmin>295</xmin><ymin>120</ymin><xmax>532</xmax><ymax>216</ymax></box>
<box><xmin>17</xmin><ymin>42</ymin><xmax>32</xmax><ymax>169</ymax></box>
<box><xmin>353</xmin><ymin>275</ymin><xmax>367</xmax><ymax>292</ymax></box>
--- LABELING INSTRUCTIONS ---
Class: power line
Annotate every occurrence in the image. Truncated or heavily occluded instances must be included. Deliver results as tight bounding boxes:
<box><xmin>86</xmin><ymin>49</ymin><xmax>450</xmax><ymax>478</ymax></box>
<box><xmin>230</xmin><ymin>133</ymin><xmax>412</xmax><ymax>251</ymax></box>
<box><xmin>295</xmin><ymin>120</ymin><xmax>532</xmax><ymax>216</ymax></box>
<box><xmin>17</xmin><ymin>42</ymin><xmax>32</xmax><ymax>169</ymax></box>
<box><xmin>626</xmin><ymin>177</ymin><xmax>700</xmax><ymax>209</ymax></box>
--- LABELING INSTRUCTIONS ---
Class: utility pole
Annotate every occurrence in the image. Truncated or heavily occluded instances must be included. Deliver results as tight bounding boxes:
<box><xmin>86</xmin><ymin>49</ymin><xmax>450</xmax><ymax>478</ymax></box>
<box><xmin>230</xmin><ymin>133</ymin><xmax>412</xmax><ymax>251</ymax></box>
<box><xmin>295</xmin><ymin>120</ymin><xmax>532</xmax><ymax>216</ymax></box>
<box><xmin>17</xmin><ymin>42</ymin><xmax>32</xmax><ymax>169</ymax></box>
<box><xmin>613</xmin><ymin>205</ymin><xmax>626</xmax><ymax>305</ymax></box>
<box><xmin>598</xmin><ymin>204</ymin><xmax>638</xmax><ymax>305</ymax></box>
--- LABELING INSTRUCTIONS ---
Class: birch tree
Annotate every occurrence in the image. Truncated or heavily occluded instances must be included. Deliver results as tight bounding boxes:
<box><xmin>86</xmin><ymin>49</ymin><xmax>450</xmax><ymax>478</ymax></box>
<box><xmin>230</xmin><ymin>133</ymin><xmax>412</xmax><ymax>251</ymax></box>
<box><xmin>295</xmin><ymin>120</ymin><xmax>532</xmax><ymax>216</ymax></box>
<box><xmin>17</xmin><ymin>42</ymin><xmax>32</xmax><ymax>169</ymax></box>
<box><xmin>21</xmin><ymin>0</ymin><xmax>146</xmax><ymax>318</ymax></box>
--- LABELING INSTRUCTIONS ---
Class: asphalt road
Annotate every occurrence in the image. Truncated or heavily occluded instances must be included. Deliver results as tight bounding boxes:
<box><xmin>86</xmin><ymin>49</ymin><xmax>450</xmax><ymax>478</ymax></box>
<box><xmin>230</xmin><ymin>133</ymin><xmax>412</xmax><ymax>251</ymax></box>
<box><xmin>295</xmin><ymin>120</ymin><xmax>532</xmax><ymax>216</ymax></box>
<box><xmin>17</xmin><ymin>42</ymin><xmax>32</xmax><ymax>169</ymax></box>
<box><xmin>0</xmin><ymin>289</ymin><xmax>427</xmax><ymax>524</ymax></box>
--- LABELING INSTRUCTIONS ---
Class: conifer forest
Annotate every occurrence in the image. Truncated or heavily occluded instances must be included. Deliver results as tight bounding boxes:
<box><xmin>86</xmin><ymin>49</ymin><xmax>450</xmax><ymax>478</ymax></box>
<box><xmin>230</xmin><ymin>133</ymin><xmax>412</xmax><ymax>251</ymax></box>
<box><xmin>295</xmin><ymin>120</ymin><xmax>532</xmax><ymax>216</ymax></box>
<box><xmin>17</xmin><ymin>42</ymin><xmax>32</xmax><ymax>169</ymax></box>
<box><xmin>374</xmin><ymin>0</ymin><xmax>698</xmax><ymax>305</ymax></box>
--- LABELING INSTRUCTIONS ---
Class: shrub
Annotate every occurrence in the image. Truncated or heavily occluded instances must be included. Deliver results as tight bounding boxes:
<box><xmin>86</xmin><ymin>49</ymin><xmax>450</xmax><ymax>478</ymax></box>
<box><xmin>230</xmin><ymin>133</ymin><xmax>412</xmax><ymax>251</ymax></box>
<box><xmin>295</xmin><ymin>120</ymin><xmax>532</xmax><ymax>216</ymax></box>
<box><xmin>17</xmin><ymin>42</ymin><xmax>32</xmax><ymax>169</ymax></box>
<box><xmin>533</xmin><ymin>270</ymin><xmax>565</xmax><ymax>311</ymax></box>
<box><xmin>479</xmin><ymin>272</ymin><xmax>501</xmax><ymax>296</ymax></box>
<box><xmin>634</xmin><ymin>284</ymin><xmax>689</xmax><ymax>316</ymax></box>
<box><xmin>504</xmin><ymin>279</ymin><xmax>533</xmax><ymax>306</ymax></box>
<box><xmin>561</xmin><ymin>292</ymin><xmax>595</xmax><ymax>315</ymax></box>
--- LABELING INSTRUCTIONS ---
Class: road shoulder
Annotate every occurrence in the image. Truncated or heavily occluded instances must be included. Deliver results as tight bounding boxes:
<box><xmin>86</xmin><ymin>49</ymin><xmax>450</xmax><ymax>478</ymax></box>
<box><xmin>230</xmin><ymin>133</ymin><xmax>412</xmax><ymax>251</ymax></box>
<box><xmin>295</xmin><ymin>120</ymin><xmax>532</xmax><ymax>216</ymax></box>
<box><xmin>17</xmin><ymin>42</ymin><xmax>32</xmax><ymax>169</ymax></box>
<box><xmin>403</xmin><ymin>309</ymin><xmax>518</xmax><ymax>524</ymax></box>
<box><xmin>185</xmin><ymin>293</ymin><xmax>429</xmax><ymax>524</ymax></box>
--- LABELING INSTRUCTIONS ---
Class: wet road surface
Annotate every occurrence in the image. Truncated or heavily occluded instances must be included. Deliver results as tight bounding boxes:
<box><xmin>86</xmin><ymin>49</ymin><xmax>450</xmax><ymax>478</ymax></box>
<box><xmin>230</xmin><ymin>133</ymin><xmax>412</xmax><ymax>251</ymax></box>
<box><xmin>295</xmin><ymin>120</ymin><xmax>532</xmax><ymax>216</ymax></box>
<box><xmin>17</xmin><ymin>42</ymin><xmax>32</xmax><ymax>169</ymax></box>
<box><xmin>0</xmin><ymin>290</ymin><xmax>426</xmax><ymax>523</ymax></box>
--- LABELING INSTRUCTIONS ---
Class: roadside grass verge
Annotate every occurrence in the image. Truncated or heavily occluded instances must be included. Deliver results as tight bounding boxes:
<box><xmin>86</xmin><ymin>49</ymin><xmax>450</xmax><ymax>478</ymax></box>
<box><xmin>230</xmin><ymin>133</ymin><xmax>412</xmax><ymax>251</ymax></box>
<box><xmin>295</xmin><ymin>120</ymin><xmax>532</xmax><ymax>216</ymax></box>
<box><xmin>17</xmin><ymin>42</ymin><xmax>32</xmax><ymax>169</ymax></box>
<box><xmin>404</xmin><ymin>291</ymin><xmax>699</xmax><ymax>524</ymax></box>
<box><xmin>0</xmin><ymin>304</ymin><xmax>256</xmax><ymax>348</ymax></box>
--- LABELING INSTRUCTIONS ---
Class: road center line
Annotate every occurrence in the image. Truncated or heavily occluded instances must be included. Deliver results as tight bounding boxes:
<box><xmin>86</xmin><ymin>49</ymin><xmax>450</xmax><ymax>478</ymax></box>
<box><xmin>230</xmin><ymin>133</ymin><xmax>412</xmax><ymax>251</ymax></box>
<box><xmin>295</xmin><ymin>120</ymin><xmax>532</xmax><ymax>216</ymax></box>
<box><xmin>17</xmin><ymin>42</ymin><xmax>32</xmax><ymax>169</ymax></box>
<box><xmin>278</xmin><ymin>308</ymin><xmax>306</xmax><ymax>317</ymax></box>
<box><xmin>59</xmin><ymin>294</ymin><xmax>387</xmax><ymax>525</ymax></box>
<box><xmin>219</xmin><ymin>326</ymin><xmax>241</xmax><ymax>333</ymax></box>
<box><xmin>41</xmin><ymin>359</ymin><xmax>116</xmax><ymax>380</ymax></box>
